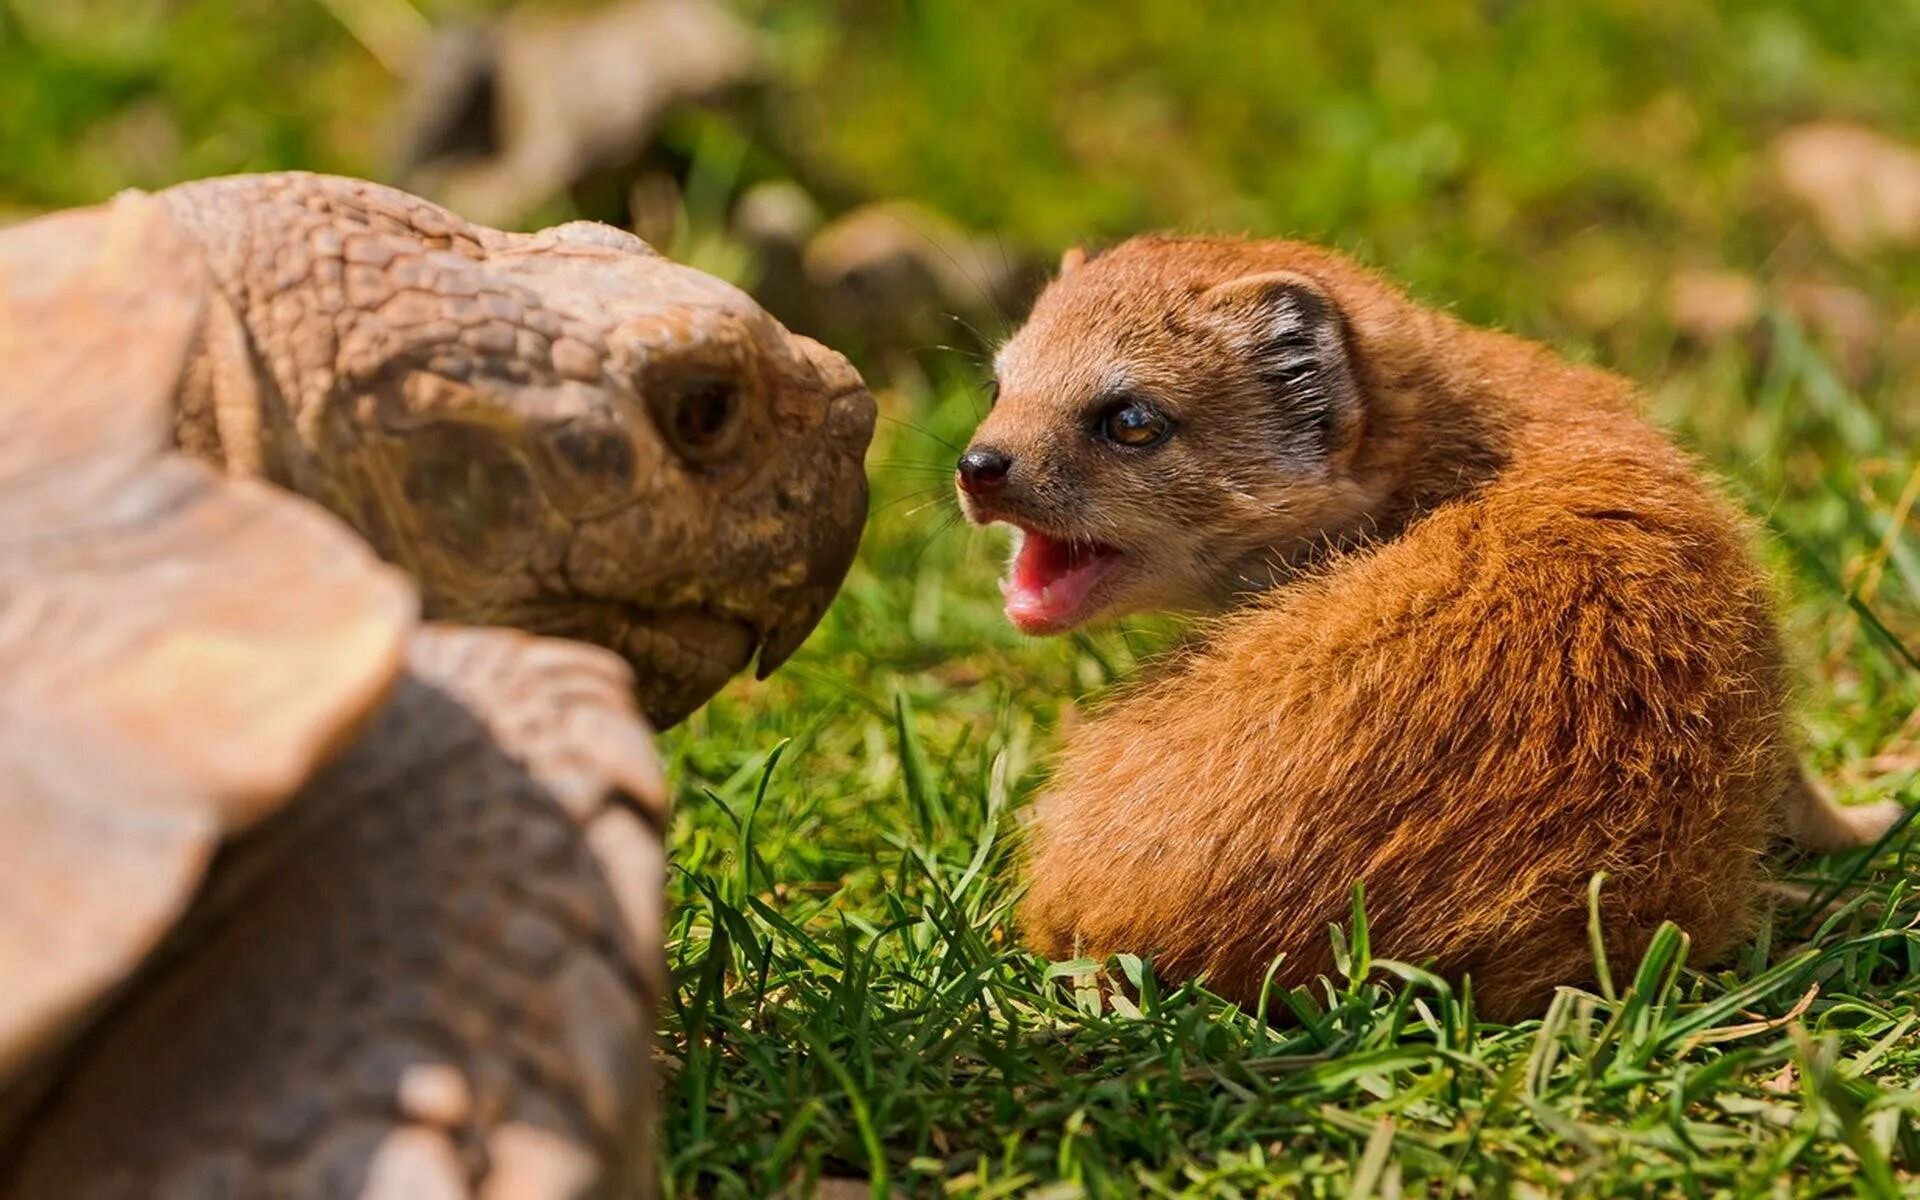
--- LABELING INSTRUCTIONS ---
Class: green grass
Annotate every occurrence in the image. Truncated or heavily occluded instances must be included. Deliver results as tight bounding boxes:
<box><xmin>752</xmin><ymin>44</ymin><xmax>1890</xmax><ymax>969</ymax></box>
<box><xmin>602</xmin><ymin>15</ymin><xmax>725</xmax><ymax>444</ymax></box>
<box><xmin>4</xmin><ymin>0</ymin><xmax>1917</xmax><ymax>1193</ymax></box>
<box><xmin>658</xmin><ymin>5</ymin><xmax>1920</xmax><ymax>1190</ymax></box>
<box><xmin>663</xmin><ymin>327</ymin><xmax>1919</xmax><ymax>1195</ymax></box>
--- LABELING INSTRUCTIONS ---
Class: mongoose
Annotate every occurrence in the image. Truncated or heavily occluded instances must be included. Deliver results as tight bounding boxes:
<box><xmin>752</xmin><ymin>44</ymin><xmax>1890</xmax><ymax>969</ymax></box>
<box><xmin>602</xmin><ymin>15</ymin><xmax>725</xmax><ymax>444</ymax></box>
<box><xmin>956</xmin><ymin>236</ymin><xmax>1905</xmax><ymax>1020</ymax></box>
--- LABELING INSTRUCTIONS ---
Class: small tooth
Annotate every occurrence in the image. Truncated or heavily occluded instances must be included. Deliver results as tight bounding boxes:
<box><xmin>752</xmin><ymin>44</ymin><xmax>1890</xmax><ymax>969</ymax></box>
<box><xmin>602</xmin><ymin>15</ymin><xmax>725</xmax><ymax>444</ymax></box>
<box><xmin>1041</xmin><ymin>586</ymin><xmax>1054</xmax><ymax>605</ymax></box>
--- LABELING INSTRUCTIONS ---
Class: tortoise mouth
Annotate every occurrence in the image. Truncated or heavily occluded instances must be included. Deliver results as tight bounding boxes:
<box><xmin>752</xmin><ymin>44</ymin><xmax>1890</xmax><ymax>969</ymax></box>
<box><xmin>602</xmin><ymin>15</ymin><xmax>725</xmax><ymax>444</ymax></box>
<box><xmin>620</xmin><ymin>606</ymin><xmax>758</xmax><ymax>727</ymax></box>
<box><xmin>486</xmin><ymin>596</ymin><xmax>759</xmax><ymax>727</ymax></box>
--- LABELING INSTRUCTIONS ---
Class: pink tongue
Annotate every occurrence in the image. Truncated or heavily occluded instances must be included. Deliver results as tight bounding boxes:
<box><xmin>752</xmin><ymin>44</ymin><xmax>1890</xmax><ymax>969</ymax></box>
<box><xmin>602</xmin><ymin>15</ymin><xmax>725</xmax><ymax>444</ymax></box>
<box><xmin>1002</xmin><ymin>531</ymin><xmax>1113</xmax><ymax>634</ymax></box>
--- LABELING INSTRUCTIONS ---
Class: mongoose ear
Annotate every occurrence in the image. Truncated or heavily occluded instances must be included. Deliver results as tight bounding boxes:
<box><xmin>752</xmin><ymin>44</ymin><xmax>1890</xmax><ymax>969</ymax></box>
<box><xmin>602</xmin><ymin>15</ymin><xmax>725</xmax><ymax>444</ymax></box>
<box><xmin>1058</xmin><ymin>245</ymin><xmax>1092</xmax><ymax>276</ymax></box>
<box><xmin>1204</xmin><ymin>271</ymin><xmax>1363</xmax><ymax>456</ymax></box>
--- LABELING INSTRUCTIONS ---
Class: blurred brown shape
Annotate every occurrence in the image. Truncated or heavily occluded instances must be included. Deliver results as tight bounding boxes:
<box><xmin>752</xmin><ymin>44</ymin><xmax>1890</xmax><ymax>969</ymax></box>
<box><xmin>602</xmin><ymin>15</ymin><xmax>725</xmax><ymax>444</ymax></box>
<box><xmin>0</xmin><ymin>169</ymin><xmax>892</xmax><ymax>1196</ymax></box>
<box><xmin>742</xmin><ymin>198</ymin><xmax>1040</xmax><ymax>362</ymax></box>
<box><xmin>1768</xmin><ymin>121</ymin><xmax>1920</xmax><ymax>255</ymax></box>
<box><xmin>1668</xmin><ymin>267</ymin><xmax>1892</xmax><ymax>381</ymax></box>
<box><xmin>397</xmin><ymin>0</ymin><xmax>762</xmax><ymax>228</ymax></box>
<box><xmin>1778</xmin><ymin>278</ymin><xmax>1881</xmax><ymax>378</ymax></box>
<box><xmin>0</xmin><ymin>187</ymin><xmax>669</xmax><ymax>1199</ymax></box>
<box><xmin>1668</xmin><ymin>268</ymin><xmax>1760</xmax><ymax>344</ymax></box>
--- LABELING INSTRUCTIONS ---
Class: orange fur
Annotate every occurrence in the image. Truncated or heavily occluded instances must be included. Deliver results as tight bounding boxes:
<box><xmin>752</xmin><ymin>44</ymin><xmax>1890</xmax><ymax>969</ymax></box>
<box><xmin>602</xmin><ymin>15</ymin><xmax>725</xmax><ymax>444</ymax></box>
<box><xmin>968</xmin><ymin>236</ymin><xmax>1887</xmax><ymax>1020</ymax></box>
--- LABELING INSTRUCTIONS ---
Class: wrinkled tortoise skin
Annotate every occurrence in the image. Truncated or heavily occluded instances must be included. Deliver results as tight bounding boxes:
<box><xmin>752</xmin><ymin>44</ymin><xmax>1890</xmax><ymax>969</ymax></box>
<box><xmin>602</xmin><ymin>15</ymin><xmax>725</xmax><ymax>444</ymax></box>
<box><xmin>163</xmin><ymin>171</ymin><xmax>874</xmax><ymax>726</ymax></box>
<box><xmin>0</xmin><ymin>176</ymin><xmax>873</xmax><ymax>1198</ymax></box>
<box><xmin>5</xmin><ymin>631</ymin><xmax>668</xmax><ymax>1199</ymax></box>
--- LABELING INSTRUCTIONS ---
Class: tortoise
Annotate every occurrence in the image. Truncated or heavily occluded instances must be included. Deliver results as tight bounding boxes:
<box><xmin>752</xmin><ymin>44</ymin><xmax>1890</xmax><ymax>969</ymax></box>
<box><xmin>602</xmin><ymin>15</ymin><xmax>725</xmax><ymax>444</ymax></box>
<box><xmin>159</xmin><ymin>170</ymin><xmax>873</xmax><ymax>727</ymax></box>
<box><xmin>0</xmin><ymin>180</ymin><xmax>874</xmax><ymax>1196</ymax></box>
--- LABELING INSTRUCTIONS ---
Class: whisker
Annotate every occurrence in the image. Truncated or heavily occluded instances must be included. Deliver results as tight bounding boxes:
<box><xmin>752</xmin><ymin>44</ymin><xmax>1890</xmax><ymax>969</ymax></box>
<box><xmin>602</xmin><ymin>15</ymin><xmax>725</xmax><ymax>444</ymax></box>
<box><xmin>905</xmin><ymin>222</ymin><xmax>1015</xmax><ymax>336</ymax></box>
<box><xmin>912</xmin><ymin>339</ymin><xmax>988</xmax><ymax>365</ymax></box>
<box><xmin>908</xmin><ymin>509</ymin><xmax>965</xmax><ymax>573</ymax></box>
<box><xmin>868</xmin><ymin>459</ymin><xmax>962</xmax><ymax>475</ymax></box>
<box><xmin>870</xmin><ymin>486</ymin><xmax>950</xmax><ymax>516</ymax></box>
<box><xmin>878</xmin><ymin>413</ymin><xmax>964</xmax><ymax>455</ymax></box>
<box><xmin>932</xmin><ymin>317</ymin><xmax>1002</xmax><ymax>422</ymax></box>
<box><xmin>947</xmin><ymin>311</ymin><xmax>1001</xmax><ymax>351</ymax></box>
<box><xmin>989</xmin><ymin>228</ymin><xmax>1028</xmax><ymax>335</ymax></box>
<box><xmin>879</xmin><ymin>487</ymin><xmax>967</xmax><ymax>522</ymax></box>
<box><xmin>893</xmin><ymin>491</ymin><xmax>961</xmax><ymax>524</ymax></box>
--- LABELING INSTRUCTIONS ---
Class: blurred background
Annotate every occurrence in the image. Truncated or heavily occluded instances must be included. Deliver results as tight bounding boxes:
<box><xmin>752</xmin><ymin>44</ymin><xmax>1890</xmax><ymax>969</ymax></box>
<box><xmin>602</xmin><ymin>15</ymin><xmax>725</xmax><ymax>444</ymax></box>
<box><xmin>6</xmin><ymin>2</ymin><xmax>1918</xmax><ymax>1189</ymax></box>
<box><xmin>4</xmin><ymin>0</ymin><xmax>1916</xmax><ymax>389</ymax></box>
<box><xmin>6</xmin><ymin>0</ymin><xmax>1912</xmax><ymax>624</ymax></box>
<box><xmin>7</xmin><ymin>0</ymin><xmax>1908</xmax><ymax>748</ymax></box>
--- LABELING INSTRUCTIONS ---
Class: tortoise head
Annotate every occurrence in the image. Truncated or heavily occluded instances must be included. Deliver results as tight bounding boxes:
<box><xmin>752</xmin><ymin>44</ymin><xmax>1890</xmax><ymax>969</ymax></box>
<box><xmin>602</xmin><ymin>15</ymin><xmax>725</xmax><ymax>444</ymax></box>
<box><xmin>314</xmin><ymin>222</ymin><xmax>875</xmax><ymax>726</ymax></box>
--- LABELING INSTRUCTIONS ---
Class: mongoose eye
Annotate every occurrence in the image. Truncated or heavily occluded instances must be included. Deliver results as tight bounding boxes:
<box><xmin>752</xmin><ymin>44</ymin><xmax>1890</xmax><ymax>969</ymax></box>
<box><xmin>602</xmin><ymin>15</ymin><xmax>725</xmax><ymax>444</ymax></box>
<box><xmin>1096</xmin><ymin>399</ymin><xmax>1172</xmax><ymax>448</ymax></box>
<box><xmin>985</xmin><ymin>378</ymin><xmax>1001</xmax><ymax>407</ymax></box>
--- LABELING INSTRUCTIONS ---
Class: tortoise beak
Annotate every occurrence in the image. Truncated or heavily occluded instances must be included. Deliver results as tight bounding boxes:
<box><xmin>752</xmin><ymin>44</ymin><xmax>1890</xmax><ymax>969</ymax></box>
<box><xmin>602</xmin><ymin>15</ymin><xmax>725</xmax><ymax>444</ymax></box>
<box><xmin>753</xmin><ymin>564</ymin><xmax>841</xmax><ymax>679</ymax></box>
<box><xmin>755</xmin><ymin>617</ymin><xmax>815</xmax><ymax>680</ymax></box>
<box><xmin>754</xmin><ymin>379</ymin><xmax>872</xmax><ymax>681</ymax></box>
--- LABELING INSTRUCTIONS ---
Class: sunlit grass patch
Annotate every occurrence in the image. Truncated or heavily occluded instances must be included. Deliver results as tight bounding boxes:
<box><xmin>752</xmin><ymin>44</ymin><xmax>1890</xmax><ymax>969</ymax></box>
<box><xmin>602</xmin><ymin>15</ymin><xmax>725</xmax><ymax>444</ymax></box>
<box><xmin>662</xmin><ymin>325</ymin><xmax>1919</xmax><ymax>1194</ymax></box>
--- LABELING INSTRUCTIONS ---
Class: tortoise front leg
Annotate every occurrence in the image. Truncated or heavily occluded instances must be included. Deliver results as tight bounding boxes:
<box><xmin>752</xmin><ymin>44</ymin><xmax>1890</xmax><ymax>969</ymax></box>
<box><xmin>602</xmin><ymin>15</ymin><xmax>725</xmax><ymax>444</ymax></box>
<box><xmin>3</xmin><ymin>628</ymin><xmax>667</xmax><ymax>1200</ymax></box>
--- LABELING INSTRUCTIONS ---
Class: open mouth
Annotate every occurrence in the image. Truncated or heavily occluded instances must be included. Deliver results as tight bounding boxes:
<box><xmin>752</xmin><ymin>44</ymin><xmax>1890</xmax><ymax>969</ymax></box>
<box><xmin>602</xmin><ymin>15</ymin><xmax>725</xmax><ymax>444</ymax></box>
<box><xmin>1000</xmin><ymin>526</ymin><xmax>1128</xmax><ymax>635</ymax></box>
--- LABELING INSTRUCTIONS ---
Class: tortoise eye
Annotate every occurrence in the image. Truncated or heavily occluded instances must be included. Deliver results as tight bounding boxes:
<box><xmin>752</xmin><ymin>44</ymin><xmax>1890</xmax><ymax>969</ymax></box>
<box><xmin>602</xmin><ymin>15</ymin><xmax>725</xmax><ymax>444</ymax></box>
<box><xmin>674</xmin><ymin>379</ymin><xmax>737</xmax><ymax>447</ymax></box>
<box><xmin>1095</xmin><ymin>399</ymin><xmax>1172</xmax><ymax>448</ymax></box>
<box><xmin>650</xmin><ymin>369</ymin><xmax>744</xmax><ymax>466</ymax></box>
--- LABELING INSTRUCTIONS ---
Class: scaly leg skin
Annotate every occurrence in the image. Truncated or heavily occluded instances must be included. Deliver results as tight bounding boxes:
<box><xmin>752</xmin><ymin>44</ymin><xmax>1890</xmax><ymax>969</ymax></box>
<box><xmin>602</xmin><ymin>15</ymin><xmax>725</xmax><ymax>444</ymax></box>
<box><xmin>0</xmin><ymin>627</ymin><xmax>667</xmax><ymax>1199</ymax></box>
<box><xmin>1784</xmin><ymin>765</ymin><xmax>1906</xmax><ymax>853</ymax></box>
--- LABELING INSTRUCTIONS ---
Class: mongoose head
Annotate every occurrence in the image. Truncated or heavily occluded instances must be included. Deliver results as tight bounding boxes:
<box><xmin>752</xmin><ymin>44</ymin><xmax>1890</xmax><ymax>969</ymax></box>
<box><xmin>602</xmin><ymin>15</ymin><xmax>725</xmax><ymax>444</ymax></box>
<box><xmin>959</xmin><ymin>236</ymin><xmax>1442</xmax><ymax>635</ymax></box>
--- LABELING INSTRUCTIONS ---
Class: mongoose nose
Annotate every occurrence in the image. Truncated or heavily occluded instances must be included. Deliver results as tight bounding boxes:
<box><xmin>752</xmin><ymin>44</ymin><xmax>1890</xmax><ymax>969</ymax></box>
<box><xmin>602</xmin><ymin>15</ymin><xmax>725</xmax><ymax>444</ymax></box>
<box><xmin>957</xmin><ymin>447</ymin><xmax>1012</xmax><ymax>493</ymax></box>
